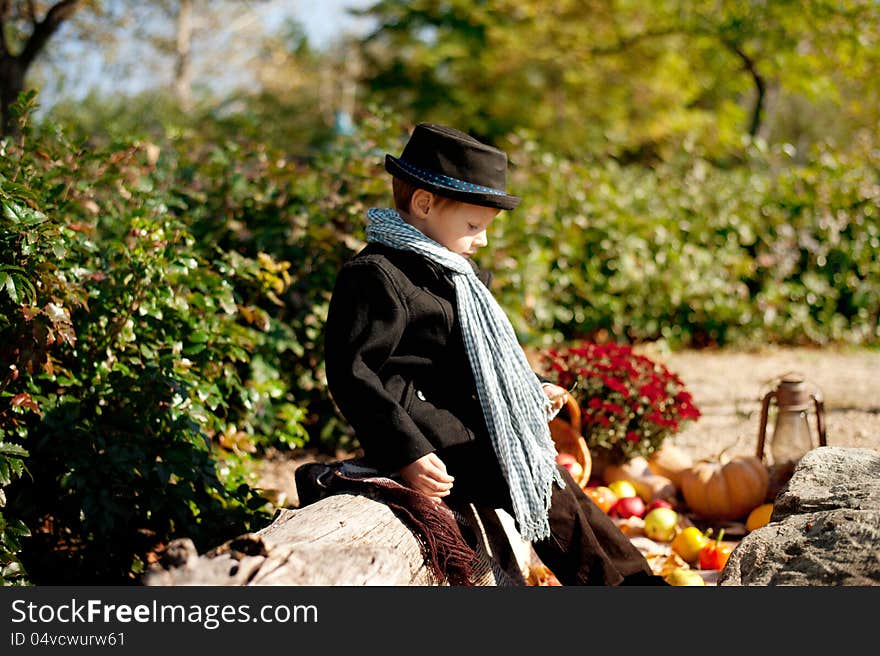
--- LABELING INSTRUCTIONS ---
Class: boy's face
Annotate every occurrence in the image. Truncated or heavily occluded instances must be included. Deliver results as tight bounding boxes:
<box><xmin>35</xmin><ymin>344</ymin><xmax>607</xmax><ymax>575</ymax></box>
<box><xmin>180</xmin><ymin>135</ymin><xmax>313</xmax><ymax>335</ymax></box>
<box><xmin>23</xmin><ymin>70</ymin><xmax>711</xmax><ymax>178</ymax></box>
<box><xmin>412</xmin><ymin>191</ymin><xmax>500</xmax><ymax>258</ymax></box>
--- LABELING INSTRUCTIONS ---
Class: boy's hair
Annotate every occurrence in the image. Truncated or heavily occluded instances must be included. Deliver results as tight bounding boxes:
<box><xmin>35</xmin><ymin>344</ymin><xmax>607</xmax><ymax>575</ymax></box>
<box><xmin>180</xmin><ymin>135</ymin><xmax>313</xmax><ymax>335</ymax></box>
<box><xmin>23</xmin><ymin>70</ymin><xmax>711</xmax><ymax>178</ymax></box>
<box><xmin>392</xmin><ymin>176</ymin><xmax>453</xmax><ymax>213</ymax></box>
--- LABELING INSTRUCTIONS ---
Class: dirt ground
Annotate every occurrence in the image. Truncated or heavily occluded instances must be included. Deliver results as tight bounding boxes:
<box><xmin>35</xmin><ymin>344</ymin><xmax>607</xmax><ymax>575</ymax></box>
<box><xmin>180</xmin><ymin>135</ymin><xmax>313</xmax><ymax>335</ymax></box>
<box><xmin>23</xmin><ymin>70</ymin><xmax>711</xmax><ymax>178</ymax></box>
<box><xmin>254</xmin><ymin>345</ymin><xmax>880</xmax><ymax>508</ymax></box>
<box><xmin>652</xmin><ymin>344</ymin><xmax>880</xmax><ymax>461</ymax></box>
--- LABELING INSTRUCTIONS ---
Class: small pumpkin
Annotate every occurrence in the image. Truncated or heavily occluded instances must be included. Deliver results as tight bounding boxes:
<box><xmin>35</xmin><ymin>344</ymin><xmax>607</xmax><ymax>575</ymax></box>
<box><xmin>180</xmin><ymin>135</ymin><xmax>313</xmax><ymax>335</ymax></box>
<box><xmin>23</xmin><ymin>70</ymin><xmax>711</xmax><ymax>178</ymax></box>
<box><xmin>602</xmin><ymin>456</ymin><xmax>676</xmax><ymax>503</ymax></box>
<box><xmin>647</xmin><ymin>443</ymin><xmax>694</xmax><ymax>489</ymax></box>
<box><xmin>680</xmin><ymin>453</ymin><xmax>769</xmax><ymax>521</ymax></box>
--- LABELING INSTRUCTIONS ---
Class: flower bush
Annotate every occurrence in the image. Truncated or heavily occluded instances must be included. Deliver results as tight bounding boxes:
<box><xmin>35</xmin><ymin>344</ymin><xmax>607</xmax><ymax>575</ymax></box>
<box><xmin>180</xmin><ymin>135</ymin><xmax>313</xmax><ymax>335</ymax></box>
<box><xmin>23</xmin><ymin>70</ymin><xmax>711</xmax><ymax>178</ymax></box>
<box><xmin>539</xmin><ymin>342</ymin><xmax>701</xmax><ymax>464</ymax></box>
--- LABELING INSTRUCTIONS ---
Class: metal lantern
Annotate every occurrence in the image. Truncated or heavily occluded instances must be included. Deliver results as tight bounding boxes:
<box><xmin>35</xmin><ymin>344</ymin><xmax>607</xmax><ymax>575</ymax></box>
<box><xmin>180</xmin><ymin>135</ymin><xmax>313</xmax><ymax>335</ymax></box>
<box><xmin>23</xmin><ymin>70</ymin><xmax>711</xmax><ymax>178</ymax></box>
<box><xmin>756</xmin><ymin>373</ymin><xmax>827</xmax><ymax>471</ymax></box>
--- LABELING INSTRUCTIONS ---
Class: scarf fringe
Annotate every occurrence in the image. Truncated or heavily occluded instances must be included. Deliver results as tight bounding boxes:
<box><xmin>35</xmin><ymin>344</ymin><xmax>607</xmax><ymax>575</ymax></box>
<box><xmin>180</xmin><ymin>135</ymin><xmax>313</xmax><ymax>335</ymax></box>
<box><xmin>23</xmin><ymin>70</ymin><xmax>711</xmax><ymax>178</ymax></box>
<box><xmin>334</xmin><ymin>472</ymin><xmax>478</xmax><ymax>586</ymax></box>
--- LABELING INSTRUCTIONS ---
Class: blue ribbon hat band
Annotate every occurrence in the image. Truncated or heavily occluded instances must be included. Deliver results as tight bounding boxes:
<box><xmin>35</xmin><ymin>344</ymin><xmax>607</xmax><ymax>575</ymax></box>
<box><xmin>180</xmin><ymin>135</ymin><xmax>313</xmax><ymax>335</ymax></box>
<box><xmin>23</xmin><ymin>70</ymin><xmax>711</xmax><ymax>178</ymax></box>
<box><xmin>394</xmin><ymin>158</ymin><xmax>507</xmax><ymax>196</ymax></box>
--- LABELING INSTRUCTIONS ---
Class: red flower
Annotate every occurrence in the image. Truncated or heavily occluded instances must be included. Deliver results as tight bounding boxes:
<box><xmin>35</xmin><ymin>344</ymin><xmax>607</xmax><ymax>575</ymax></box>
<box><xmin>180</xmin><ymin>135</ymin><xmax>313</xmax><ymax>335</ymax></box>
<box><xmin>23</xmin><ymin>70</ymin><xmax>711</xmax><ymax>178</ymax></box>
<box><xmin>604</xmin><ymin>402</ymin><xmax>625</xmax><ymax>415</ymax></box>
<box><xmin>604</xmin><ymin>378</ymin><xmax>630</xmax><ymax>397</ymax></box>
<box><xmin>638</xmin><ymin>383</ymin><xmax>663</xmax><ymax>402</ymax></box>
<box><xmin>646</xmin><ymin>410</ymin><xmax>666</xmax><ymax>425</ymax></box>
<box><xmin>538</xmin><ymin>340</ymin><xmax>700</xmax><ymax>464</ymax></box>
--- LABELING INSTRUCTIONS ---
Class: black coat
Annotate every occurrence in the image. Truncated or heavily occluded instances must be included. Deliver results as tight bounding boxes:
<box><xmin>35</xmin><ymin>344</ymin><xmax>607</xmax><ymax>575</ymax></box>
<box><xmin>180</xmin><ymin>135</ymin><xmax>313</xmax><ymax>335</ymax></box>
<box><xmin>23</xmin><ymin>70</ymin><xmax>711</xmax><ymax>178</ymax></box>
<box><xmin>325</xmin><ymin>247</ymin><xmax>663</xmax><ymax>584</ymax></box>
<box><xmin>324</xmin><ymin>242</ymin><xmax>514</xmax><ymax>507</ymax></box>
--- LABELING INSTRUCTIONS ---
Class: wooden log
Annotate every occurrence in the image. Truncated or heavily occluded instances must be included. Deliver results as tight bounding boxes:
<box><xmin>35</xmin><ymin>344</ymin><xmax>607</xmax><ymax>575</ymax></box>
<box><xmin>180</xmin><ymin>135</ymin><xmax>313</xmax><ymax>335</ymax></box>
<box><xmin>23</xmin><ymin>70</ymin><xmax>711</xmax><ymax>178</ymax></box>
<box><xmin>142</xmin><ymin>493</ymin><xmax>443</xmax><ymax>586</ymax></box>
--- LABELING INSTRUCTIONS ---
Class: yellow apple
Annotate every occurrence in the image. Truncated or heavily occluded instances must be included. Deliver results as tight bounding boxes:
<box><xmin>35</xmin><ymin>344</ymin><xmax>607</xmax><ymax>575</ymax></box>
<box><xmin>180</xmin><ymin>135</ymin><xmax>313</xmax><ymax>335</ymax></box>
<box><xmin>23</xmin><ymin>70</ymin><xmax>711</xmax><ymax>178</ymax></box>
<box><xmin>671</xmin><ymin>526</ymin><xmax>710</xmax><ymax>563</ymax></box>
<box><xmin>643</xmin><ymin>507</ymin><xmax>679</xmax><ymax>542</ymax></box>
<box><xmin>607</xmin><ymin>480</ymin><xmax>638</xmax><ymax>499</ymax></box>
<box><xmin>664</xmin><ymin>567</ymin><xmax>706</xmax><ymax>586</ymax></box>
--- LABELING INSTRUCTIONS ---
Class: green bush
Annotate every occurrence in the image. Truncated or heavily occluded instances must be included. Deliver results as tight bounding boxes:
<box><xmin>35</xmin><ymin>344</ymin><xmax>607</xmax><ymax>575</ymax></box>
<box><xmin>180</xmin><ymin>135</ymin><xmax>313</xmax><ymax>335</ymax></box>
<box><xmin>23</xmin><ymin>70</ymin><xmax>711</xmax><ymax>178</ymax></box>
<box><xmin>0</xmin><ymin>96</ymin><xmax>295</xmax><ymax>583</ymax></box>
<box><xmin>153</xmin><ymin>112</ymin><xmax>401</xmax><ymax>451</ymax></box>
<box><xmin>490</xmin><ymin>137</ymin><xmax>880</xmax><ymax>348</ymax></box>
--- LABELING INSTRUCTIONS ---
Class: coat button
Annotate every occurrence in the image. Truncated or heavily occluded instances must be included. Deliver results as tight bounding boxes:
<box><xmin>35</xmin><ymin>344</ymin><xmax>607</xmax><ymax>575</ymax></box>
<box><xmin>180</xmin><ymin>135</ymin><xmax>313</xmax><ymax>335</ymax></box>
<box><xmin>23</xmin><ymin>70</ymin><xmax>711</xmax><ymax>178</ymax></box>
<box><xmin>416</xmin><ymin>390</ymin><xmax>426</xmax><ymax>401</ymax></box>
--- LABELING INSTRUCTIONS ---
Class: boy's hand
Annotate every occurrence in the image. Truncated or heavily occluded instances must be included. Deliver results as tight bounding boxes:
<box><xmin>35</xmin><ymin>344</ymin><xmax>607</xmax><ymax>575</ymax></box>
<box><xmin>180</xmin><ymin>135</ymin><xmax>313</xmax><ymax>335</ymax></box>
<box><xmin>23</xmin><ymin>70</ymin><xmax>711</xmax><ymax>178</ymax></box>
<box><xmin>399</xmin><ymin>453</ymin><xmax>454</xmax><ymax>504</ymax></box>
<box><xmin>542</xmin><ymin>383</ymin><xmax>568</xmax><ymax>416</ymax></box>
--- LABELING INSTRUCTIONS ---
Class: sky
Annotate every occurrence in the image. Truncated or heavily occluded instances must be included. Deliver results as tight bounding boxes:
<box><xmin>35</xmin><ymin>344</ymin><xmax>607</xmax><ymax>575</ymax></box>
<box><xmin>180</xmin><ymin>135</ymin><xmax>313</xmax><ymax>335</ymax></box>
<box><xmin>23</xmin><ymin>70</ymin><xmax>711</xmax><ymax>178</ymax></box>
<box><xmin>268</xmin><ymin>0</ymin><xmax>375</xmax><ymax>47</ymax></box>
<box><xmin>34</xmin><ymin>0</ymin><xmax>377</xmax><ymax>109</ymax></box>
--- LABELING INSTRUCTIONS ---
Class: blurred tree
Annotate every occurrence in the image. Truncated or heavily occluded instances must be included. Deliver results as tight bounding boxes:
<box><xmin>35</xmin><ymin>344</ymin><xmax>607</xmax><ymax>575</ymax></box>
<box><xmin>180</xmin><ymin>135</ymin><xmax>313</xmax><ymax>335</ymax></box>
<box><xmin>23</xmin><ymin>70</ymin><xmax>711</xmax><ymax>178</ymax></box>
<box><xmin>173</xmin><ymin>0</ymin><xmax>194</xmax><ymax>110</ymax></box>
<box><xmin>1</xmin><ymin>1</ymin><xmax>275</xmax><ymax>134</ymax></box>
<box><xmin>0</xmin><ymin>0</ymin><xmax>85</xmax><ymax>134</ymax></box>
<box><xmin>146</xmin><ymin>1</ymin><xmax>269</xmax><ymax>111</ymax></box>
<box><xmin>355</xmin><ymin>0</ymin><xmax>879</xmax><ymax>160</ymax></box>
<box><xmin>253</xmin><ymin>21</ymin><xmax>360</xmax><ymax>127</ymax></box>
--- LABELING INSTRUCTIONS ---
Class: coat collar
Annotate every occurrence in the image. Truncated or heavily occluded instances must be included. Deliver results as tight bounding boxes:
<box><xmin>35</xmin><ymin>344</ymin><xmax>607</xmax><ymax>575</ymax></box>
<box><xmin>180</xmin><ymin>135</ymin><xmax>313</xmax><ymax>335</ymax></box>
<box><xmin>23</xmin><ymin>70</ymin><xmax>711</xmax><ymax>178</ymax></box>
<box><xmin>360</xmin><ymin>242</ymin><xmax>492</xmax><ymax>287</ymax></box>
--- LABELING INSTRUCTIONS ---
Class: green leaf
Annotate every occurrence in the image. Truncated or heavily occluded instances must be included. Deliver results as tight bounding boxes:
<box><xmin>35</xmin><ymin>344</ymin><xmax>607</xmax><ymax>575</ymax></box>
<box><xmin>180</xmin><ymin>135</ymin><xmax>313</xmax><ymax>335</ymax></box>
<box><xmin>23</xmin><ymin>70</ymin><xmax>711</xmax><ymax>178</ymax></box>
<box><xmin>182</xmin><ymin>343</ymin><xmax>206</xmax><ymax>355</ymax></box>
<box><xmin>2</xmin><ymin>201</ymin><xmax>46</xmax><ymax>227</ymax></box>
<box><xmin>0</xmin><ymin>273</ymin><xmax>15</xmax><ymax>302</ymax></box>
<box><xmin>5</xmin><ymin>519</ymin><xmax>31</xmax><ymax>539</ymax></box>
<box><xmin>10</xmin><ymin>273</ymin><xmax>35</xmax><ymax>304</ymax></box>
<box><xmin>2</xmin><ymin>201</ymin><xmax>23</xmax><ymax>223</ymax></box>
<box><xmin>0</xmin><ymin>443</ymin><xmax>28</xmax><ymax>457</ymax></box>
<box><xmin>8</xmin><ymin>458</ymin><xmax>24</xmax><ymax>479</ymax></box>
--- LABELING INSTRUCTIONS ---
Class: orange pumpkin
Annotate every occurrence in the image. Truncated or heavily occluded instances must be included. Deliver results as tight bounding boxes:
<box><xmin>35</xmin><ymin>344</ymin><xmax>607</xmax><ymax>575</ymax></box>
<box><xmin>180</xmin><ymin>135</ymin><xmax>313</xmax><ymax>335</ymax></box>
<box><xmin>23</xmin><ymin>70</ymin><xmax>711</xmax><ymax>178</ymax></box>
<box><xmin>680</xmin><ymin>454</ymin><xmax>769</xmax><ymax>521</ymax></box>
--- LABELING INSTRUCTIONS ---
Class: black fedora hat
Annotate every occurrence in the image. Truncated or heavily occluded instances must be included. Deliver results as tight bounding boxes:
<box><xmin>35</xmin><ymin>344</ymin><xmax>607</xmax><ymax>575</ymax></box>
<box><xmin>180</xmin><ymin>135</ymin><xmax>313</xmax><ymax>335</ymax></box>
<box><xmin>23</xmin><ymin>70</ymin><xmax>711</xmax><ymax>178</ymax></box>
<box><xmin>385</xmin><ymin>123</ymin><xmax>520</xmax><ymax>211</ymax></box>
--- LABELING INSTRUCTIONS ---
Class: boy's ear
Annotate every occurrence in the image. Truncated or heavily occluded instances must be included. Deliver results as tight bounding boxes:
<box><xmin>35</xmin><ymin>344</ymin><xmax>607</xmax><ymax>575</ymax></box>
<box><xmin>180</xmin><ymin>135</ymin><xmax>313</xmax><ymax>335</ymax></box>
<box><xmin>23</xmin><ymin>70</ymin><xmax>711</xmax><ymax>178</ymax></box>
<box><xmin>410</xmin><ymin>188</ymin><xmax>434</xmax><ymax>218</ymax></box>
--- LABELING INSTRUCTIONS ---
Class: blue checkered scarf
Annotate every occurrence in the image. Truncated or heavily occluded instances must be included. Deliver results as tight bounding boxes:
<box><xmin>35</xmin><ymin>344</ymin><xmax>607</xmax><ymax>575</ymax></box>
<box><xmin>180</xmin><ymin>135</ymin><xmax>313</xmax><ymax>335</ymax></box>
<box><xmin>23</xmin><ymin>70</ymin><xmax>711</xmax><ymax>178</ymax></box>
<box><xmin>366</xmin><ymin>207</ymin><xmax>564</xmax><ymax>542</ymax></box>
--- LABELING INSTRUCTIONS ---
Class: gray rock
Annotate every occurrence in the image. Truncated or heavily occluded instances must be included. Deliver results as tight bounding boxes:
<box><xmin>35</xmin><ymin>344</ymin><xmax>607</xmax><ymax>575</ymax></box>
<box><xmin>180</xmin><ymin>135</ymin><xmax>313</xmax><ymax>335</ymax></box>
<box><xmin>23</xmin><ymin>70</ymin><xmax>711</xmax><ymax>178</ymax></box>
<box><xmin>720</xmin><ymin>446</ymin><xmax>880</xmax><ymax>586</ymax></box>
<box><xmin>774</xmin><ymin>447</ymin><xmax>880</xmax><ymax>518</ymax></box>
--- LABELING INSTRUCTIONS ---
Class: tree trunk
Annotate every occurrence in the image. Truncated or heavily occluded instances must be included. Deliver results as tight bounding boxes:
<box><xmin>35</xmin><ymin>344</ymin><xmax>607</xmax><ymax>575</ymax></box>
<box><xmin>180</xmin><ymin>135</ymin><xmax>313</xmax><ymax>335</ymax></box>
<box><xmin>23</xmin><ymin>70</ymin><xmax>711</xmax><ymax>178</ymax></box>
<box><xmin>724</xmin><ymin>40</ymin><xmax>766</xmax><ymax>139</ymax></box>
<box><xmin>174</xmin><ymin>0</ymin><xmax>194</xmax><ymax>111</ymax></box>
<box><xmin>0</xmin><ymin>54</ymin><xmax>25</xmax><ymax>135</ymax></box>
<box><xmin>142</xmin><ymin>494</ymin><xmax>441</xmax><ymax>585</ymax></box>
<box><xmin>141</xmin><ymin>494</ymin><xmax>531</xmax><ymax>586</ymax></box>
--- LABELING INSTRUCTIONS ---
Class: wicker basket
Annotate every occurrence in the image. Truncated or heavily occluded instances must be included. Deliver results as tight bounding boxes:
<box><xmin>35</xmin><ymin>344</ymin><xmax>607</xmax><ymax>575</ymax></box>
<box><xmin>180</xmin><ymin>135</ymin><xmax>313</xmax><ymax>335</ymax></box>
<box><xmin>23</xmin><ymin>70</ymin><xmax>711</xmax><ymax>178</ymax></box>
<box><xmin>549</xmin><ymin>391</ymin><xmax>592</xmax><ymax>487</ymax></box>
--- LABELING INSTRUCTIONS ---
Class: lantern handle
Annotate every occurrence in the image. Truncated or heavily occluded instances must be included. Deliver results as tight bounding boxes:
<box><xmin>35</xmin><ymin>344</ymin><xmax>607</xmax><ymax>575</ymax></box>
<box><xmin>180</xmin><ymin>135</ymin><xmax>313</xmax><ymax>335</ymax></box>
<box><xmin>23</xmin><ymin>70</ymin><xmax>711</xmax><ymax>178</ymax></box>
<box><xmin>812</xmin><ymin>392</ymin><xmax>827</xmax><ymax>447</ymax></box>
<box><xmin>756</xmin><ymin>389</ymin><xmax>774</xmax><ymax>463</ymax></box>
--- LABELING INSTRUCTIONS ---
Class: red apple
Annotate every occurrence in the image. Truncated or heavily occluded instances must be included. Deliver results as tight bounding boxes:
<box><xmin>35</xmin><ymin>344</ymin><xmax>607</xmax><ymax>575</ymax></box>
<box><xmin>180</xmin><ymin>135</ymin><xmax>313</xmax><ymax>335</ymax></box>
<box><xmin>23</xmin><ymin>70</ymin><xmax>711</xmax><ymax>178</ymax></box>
<box><xmin>611</xmin><ymin>495</ymin><xmax>646</xmax><ymax>519</ymax></box>
<box><xmin>646</xmin><ymin>499</ymin><xmax>674</xmax><ymax>512</ymax></box>
<box><xmin>555</xmin><ymin>453</ymin><xmax>583</xmax><ymax>481</ymax></box>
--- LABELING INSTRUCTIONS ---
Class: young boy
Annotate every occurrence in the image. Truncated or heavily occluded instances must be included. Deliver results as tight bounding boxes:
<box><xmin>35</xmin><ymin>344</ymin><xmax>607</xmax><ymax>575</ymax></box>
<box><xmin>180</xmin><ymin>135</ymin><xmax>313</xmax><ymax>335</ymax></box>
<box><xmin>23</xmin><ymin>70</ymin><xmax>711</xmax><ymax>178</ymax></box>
<box><xmin>324</xmin><ymin>123</ymin><xmax>662</xmax><ymax>585</ymax></box>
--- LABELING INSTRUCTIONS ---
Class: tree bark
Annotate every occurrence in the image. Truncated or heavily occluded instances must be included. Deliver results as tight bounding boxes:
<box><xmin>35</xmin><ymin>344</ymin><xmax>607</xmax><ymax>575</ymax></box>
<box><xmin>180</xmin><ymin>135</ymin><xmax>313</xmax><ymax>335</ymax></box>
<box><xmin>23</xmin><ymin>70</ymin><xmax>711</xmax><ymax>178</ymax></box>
<box><xmin>142</xmin><ymin>494</ymin><xmax>442</xmax><ymax>586</ymax></box>
<box><xmin>142</xmin><ymin>493</ymin><xmax>532</xmax><ymax>586</ymax></box>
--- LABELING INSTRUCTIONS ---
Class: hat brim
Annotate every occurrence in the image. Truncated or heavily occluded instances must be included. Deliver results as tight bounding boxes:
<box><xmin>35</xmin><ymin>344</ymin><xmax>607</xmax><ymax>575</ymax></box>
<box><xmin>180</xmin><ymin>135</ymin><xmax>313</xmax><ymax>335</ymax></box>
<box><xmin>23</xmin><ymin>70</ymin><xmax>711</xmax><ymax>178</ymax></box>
<box><xmin>385</xmin><ymin>155</ymin><xmax>520</xmax><ymax>211</ymax></box>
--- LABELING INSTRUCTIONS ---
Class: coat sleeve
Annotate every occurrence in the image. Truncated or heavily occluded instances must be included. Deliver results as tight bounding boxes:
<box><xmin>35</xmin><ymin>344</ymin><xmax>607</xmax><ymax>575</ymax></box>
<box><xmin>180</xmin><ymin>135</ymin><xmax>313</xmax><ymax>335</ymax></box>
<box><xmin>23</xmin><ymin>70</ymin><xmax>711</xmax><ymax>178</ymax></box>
<box><xmin>323</xmin><ymin>260</ymin><xmax>436</xmax><ymax>473</ymax></box>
